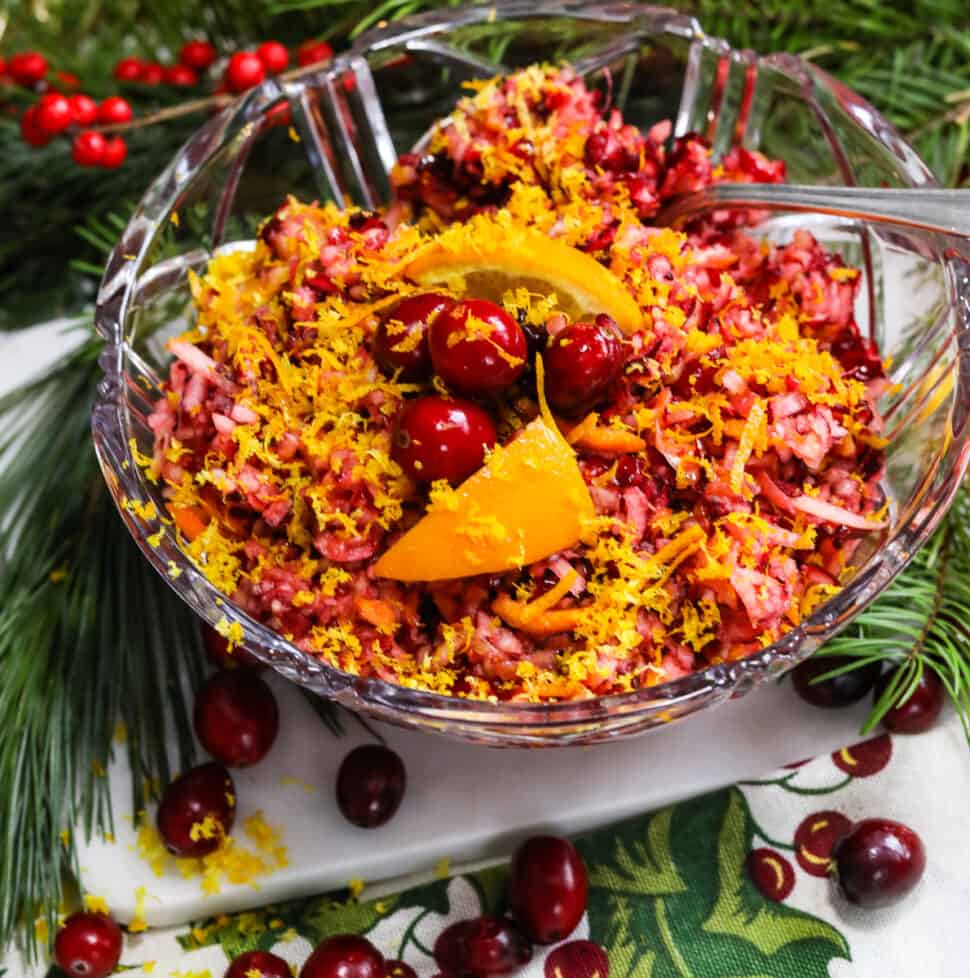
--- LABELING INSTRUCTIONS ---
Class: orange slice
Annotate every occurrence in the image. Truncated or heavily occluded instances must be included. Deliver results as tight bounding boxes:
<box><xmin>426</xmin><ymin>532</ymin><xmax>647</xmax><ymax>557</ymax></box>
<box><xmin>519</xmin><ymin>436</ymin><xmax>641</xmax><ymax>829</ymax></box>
<box><xmin>373</xmin><ymin>418</ymin><xmax>594</xmax><ymax>582</ymax></box>
<box><xmin>405</xmin><ymin>217</ymin><xmax>643</xmax><ymax>336</ymax></box>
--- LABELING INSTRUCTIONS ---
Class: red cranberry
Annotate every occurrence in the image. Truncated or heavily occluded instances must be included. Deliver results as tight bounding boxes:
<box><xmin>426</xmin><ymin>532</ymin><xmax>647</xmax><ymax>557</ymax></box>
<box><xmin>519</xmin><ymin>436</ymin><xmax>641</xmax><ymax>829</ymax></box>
<box><xmin>543</xmin><ymin>316</ymin><xmax>625</xmax><ymax>415</ymax></box>
<box><xmin>791</xmin><ymin>655</ymin><xmax>880</xmax><ymax>708</ymax></box>
<box><xmin>384</xmin><ymin>961</ymin><xmax>418</xmax><ymax>978</ymax></box>
<box><xmin>301</xmin><ymin>935</ymin><xmax>384</xmax><ymax>978</ymax></box>
<box><xmin>165</xmin><ymin>64</ymin><xmax>198</xmax><ymax>86</ymax></box>
<box><xmin>156</xmin><ymin>762</ymin><xmax>235</xmax><ymax>857</ymax></box>
<box><xmin>8</xmin><ymin>51</ymin><xmax>48</xmax><ymax>86</ymax></box>
<box><xmin>97</xmin><ymin>96</ymin><xmax>133</xmax><ymax>125</ymax></box>
<box><xmin>374</xmin><ymin>293</ymin><xmax>454</xmax><ymax>379</ymax></box>
<box><xmin>543</xmin><ymin>941</ymin><xmax>609</xmax><ymax>978</ymax></box>
<box><xmin>434</xmin><ymin>917</ymin><xmax>532</xmax><ymax>978</ymax></box>
<box><xmin>832</xmin><ymin>734</ymin><xmax>892</xmax><ymax>777</ymax></box>
<box><xmin>100</xmin><ymin>137</ymin><xmax>128</xmax><ymax>169</ymax></box>
<box><xmin>225</xmin><ymin>52</ymin><xmax>266</xmax><ymax>93</ymax></box>
<box><xmin>68</xmin><ymin>94</ymin><xmax>99</xmax><ymax>127</ymax></box>
<box><xmin>20</xmin><ymin>107</ymin><xmax>51</xmax><ymax>148</ymax></box>
<box><xmin>393</xmin><ymin>395</ymin><xmax>496</xmax><ymax>484</ymax></box>
<box><xmin>832</xmin><ymin>818</ymin><xmax>926</xmax><ymax>908</ymax></box>
<box><xmin>877</xmin><ymin>667</ymin><xmax>944</xmax><ymax>734</ymax></box>
<box><xmin>36</xmin><ymin>92</ymin><xmax>73</xmax><ymax>133</ymax></box>
<box><xmin>794</xmin><ymin>810</ymin><xmax>853</xmax><ymax>877</ymax></box>
<box><xmin>54</xmin><ymin>912</ymin><xmax>123</xmax><ymax>978</ymax></box>
<box><xmin>336</xmin><ymin>744</ymin><xmax>406</xmax><ymax>828</ymax></box>
<box><xmin>226</xmin><ymin>949</ymin><xmax>292</xmax><ymax>978</ymax></box>
<box><xmin>429</xmin><ymin>299</ymin><xmax>527</xmax><ymax>394</ymax></box>
<box><xmin>113</xmin><ymin>57</ymin><xmax>145</xmax><ymax>82</ymax></box>
<box><xmin>509</xmin><ymin>835</ymin><xmax>588</xmax><ymax>944</ymax></box>
<box><xmin>179</xmin><ymin>40</ymin><xmax>218</xmax><ymax>71</ymax></box>
<box><xmin>745</xmin><ymin>848</ymin><xmax>795</xmax><ymax>902</ymax></box>
<box><xmin>72</xmin><ymin>131</ymin><xmax>106</xmax><ymax>167</ymax></box>
<box><xmin>202</xmin><ymin>623</ymin><xmax>264</xmax><ymax>671</ymax></box>
<box><xmin>297</xmin><ymin>40</ymin><xmax>335</xmax><ymax>67</ymax></box>
<box><xmin>140</xmin><ymin>62</ymin><xmax>165</xmax><ymax>85</ymax></box>
<box><xmin>257</xmin><ymin>41</ymin><xmax>290</xmax><ymax>74</ymax></box>
<box><xmin>194</xmin><ymin>670</ymin><xmax>279</xmax><ymax>767</ymax></box>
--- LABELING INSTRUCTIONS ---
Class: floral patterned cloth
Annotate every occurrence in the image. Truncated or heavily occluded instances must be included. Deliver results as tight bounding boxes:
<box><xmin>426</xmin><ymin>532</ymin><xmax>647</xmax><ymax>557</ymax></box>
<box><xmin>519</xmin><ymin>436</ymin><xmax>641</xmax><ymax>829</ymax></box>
<box><xmin>97</xmin><ymin>710</ymin><xmax>969</xmax><ymax>978</ymax></box>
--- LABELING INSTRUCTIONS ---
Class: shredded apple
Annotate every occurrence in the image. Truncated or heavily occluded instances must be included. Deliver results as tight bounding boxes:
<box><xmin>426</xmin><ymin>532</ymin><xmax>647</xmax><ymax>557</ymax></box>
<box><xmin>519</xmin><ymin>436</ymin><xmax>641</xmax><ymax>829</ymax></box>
<box><xmin>146</xmin><ymin>65</ymin><xmax>889</xmax><ymax>702</ymax></box>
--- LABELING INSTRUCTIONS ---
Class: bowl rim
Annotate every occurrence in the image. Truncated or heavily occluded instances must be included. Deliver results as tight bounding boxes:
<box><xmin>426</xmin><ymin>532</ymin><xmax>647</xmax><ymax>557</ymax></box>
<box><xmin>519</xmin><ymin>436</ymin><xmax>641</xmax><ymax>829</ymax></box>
<box><xmin>92</xmin><ymin>0</ymin><xmax>970</xmax><ymax>729</ymax></box>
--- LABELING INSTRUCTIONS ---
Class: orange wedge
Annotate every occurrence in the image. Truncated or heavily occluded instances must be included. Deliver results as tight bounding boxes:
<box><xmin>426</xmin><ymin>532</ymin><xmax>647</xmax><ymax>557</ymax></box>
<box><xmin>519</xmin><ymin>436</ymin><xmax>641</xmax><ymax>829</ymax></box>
<box><xmin>373</xmin><ymin>418</ymin><xmax>594</xmax><ymax>582</ymax></box>
<box><xmin>406</xmin><ymin>217</ymin><xmax>643</xmax><ymax>336</ymax></box>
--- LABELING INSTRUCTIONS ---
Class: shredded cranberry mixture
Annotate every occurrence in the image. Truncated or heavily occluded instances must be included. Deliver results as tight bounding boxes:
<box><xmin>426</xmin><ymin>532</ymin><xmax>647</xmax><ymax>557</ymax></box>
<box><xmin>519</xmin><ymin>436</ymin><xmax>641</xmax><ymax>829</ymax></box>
<box><xmin>147</xmin><ymin>66</ymin><xmax>888</xmax><ymax>702</ymax></box>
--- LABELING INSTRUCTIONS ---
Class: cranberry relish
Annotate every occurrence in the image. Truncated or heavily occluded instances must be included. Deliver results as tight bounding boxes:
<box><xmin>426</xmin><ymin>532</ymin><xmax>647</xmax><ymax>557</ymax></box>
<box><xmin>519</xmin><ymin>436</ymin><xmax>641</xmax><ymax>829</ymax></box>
<box><xmin>147</xmin><ymin>65</ymin><xmax>887</xmax><ymax>702</ymax></box>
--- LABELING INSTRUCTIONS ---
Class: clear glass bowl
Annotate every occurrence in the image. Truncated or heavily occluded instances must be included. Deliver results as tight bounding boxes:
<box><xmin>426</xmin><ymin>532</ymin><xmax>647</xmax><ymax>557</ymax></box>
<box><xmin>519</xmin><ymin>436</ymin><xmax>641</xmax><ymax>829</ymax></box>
<box><xmin>93</xmin><ymin>2</ymin><xmax>970</xmax><ymax>746</ymax></box>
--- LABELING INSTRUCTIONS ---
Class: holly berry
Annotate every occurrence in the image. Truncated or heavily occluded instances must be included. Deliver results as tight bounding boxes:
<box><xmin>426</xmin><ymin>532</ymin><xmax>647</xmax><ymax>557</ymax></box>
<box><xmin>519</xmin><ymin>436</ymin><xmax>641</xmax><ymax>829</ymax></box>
<box><xmin>831</xmin><ymin>818</ymin><xmax>926</xmax><ymax>908</ymax></box>
<box><xmin>434</xmin><ymin>917</ymin><xmax>533</xmax><ymax>978</ymax></box>
<box><xmin>97</xmin><ymin>96</ymin><xmax>133</xmax><ymax>125</ymax></box>
<box><xmin>543</xmin><ymin>941</ymin><xmax>609</xmax><ymax>978</ymax></box>
<box><xmin>100</xmin><ymin>136</ymin><xmax>128</xmax><ymax>169</ymax></box>
<box><xmin>791</xmin><ymin>655</ymin><xmax>880</xmax><ymax>708</ymax></box>
<box><xmin>9</xmin><ymin>51</ymin><xmax>49</xmax><ymax>86</ymax></box>
<box><xmin>114</xmin><ymin>57</ymin><xmax>145</xmax><ymax>82</ymax></box>
<box><xmin>226</xmin><ymin>949</ymin><xmax>292</xmax><ymax>978</ymax></box>
<box><xmin>201</xmin><ymin>622</ymin><xmax>264</xmax><ymax>671</ymax></box>
<box><xmin>165</xmin><ymin>64</ymin><xmax>199</xmax><ymax>86</ymax></box>
<box><xmin>257</xmin><ymin>41</ymin><xmax>290</xmax><ymax>75</ymax></box>
<box><xmin>300</xmin><ymin>935</ymin><xmax>384</xmax><ymax>978</ymax></box>
<box><xmin>794</xmin><ymin>810</ymin><xmax>853</xmax><ymax>877</ymax></box>
<box><xmin>336</xmin><ymin>744</ymin><xmax>407</xmax><ymax>829</ymax></box>
<box><xmin>179</xmin><ymin>40</ymin><xmax>218</xmax><ymax>71</ymax></box>
<box><xmin>509</xmin><ymin>835</ymin><xmax>588</xmax><ymax>944</ymax></box>
<box><xmin>140</xmin><ymin>62</ymin><xmax>165</xmax><ymax>86</ymax></box>
<box><xmin>194</xmin><ymin>670</ymin><xmax>279</xmax><ymax>767</ymax></box>
<box><xmin>375</xmin><ymin>293</ymin><xmax>453</xmax><ymax>379</ymax></box>
<box><xmin>383</xmin><ymin>961</ymin><xmax>417</xmax><ymax>978</ymax></box>
<box><xmin>877</xmin><ymin>667</ymin><xmax>944</xmax><ymax>734</ymax></box>
<box><xmin>35</xmin><ymin>92</ymin><xmax>73</xmax><ymax>134</ymax></box>
<box><xmin>54</xmin><ymin>912</ymin><xmax>123</xmax><ymax>978</ymax></box>
<box><xmin>296</xmin><ymin>39</ymin><xmax>334</xmax><ymax>67</ymax></box>
<box><xmin>393</xmin><ymin>395</ymin><xmax>497</xmax><ymax>485</ymax></box>
<box><xmin>225</xmin><ymin>52</ymin><xmax>266</xmax><ymax>93</ymax></box>
<box><xmin>429</xmin><ymin>299</ymin><xmax>527</xmax><ymax>394</ymax></box>
<box><xmin>68</xmin><ymin>94</ymin><xmax>99</xmax><ymax>127</ymax></box>
<box><xmin>745</xmin><ymin>848</ymin><xmax>795</xmax><ymax>902</ymax></box>
<box><xmin>543</xmin><ymin>315</ymin><xmax>625</xmax><ymax>415</ymax></box>
<box><xmin>72</xmin><ymin>131</ymin><xmax>107</xmax><ymax>167</ymax></box>
<box><xmin>156</xmin><ymin>761</ymin><xmax>235</xmax><ymax>857</ymax></box>
<box><xmin>20</xmin><ymin>107</ymin><xmax>51</xmax><ymax>148</ymax></box>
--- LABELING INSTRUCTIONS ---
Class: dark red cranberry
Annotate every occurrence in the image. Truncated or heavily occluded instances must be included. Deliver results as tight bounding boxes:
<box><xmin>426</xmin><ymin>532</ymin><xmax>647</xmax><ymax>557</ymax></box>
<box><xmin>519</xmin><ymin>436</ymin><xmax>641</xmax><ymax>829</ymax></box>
<box><xmin>429</xmin><ymin>299</ymin><xmax>527</xmax><ymax>394</ymax></box>
<box><xmin>113</xmin><ymin>57</ymin><xmax>145</xmax><ymax>82</ymax></box>
<box><xmin>543</xmin><ymin>316</ymin><xmax>625</xmax><ymax>415</ymax></box>
<box><xmin>301</xmin><ymin>935</ymin><xmax>384</xmax><ymax>978</ymax></box>
<box><xmin>543</xmin><ymin>941</ymin><xmax>609</xmax><ymax>978</ymax></box>
<box><xmin>877</xmin><ymin>667</ymin><xmax>945</xmax><ymax>734</ymax></box>
<box><xmin>226</xmin><ymin>949</ymin><xmax>292</xmax><ymax>978</ymax></box>
<box><xmin>156</xmin><ymin>762</ymin><xmax>235</xmax><ymax>857</ymax></box>
<box><xmin>54</xmin><ymin>912</ymin><xmax>123</xmax><ymax>978</ymax></box>
<box><xmin>393</xmin><ymin>395</ymin><xmax>496</xmax><ymax>484</ymax></box>
<box><xmin>832</xmin><ymin>734</ymin><xmax>892</xmax><ymax>777</ymax></box>
<box><xmin>509</xmin><ymin>835</ymin><xmax>588</xmax><ymax>944</ymax></box>
<box><xmin>384</xmin><ymin>961</ymin><xmax>418</xmax><ymax>978</ymax></box>
<box><xmin>140</xmin><ymin>62</ymin><xmax>165</xmax><ymax>85</ymax></box>
<box><xmin>434</xmin><ymin>917</ymin><xmax>533</xmax><ymax>978</ymax></box>
<box><xmin>375</xmin><ymin>293</ymin><xmax>453</xmax><ymax>379</ymax></box>
<box><xmin>257</xmin><ymin>41</ymin><xmax>290</xmax><ymax>75</ymax></box>
<box><xmin>791</xmin><ymin>655</ymin><xmax>880</xmax><ymax>708</ymax></box>
<box><xmin>336</xmin><ymin>744</ymin><xmax>406</xmax><ymax>828</ymax></box>
<box><xmin>832</xmin><ymin>818</ymin><xmax>926</xmax><ymax>908</ymax></box>
<box><xmin>794</xmin><ymin>810</ymin><xmax>853</xmax><ymax>877</ymax></box>
<box><xmin>745</xmin><ymin>848</ymin><xmax>795</xmax><ymax>902</ymax></box>
<box><xmin>194</xmin><ymin>669</ymin><xmax>279</xmax><ymax>767</ymax></box>
<box><xmin>165</xmin><ymin>63</ymin><xmax>198</xmax><ymax>86</ymax></box>
<box><xmin>201</xmin><ymin>623</ymin><xmax>264</xmax><ymax>671</ymax></box>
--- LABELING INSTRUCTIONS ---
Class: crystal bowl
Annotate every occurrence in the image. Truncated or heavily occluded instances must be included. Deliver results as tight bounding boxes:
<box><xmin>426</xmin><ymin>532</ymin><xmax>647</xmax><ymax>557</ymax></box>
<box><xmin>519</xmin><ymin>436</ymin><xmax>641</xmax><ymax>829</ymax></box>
<box><xmin>93</xmin><ymin>1</ymin><xmax>970</xmax><ymax>746</ymax></box>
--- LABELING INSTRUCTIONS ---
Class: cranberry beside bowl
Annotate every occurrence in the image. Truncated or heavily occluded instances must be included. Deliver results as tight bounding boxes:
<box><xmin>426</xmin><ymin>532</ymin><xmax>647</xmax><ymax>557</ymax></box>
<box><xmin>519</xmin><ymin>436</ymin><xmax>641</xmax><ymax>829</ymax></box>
<box><xmin>92</xmin><ymin>3</ymin><xmax>970</xmax><ymax>745</ymax></box>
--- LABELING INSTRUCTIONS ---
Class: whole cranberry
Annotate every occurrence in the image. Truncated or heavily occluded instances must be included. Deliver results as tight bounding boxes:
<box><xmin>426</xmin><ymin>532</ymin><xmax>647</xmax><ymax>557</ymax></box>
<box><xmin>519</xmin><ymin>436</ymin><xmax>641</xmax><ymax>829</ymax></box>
<box><xmin>139</xmin><ymin>62</ymin><xmax>165</xmax><ymax>85</ymax></box>
<box><xmin>97</xmin><ymin>96</ymin><xmax>133</xmax><ymax>125</ymax></box>
<box><xmin>165</xmin><ymin>63</ymin><xmax>199</xmax><ymax>86</ymax></box>
<box><xmin>113</xmin><ymin>57</ymin><xmax>145</xmax><ymax>82</ymax></box>
<box><xmin>434</xmin><ymin>917</ymin><xmax>533</xmax><ymax>978</ymax></box>
<box><xmin>336</xmin><ymin>744</ymin><xmax>407</xmax><ymax>828</ymax></box>
<box><xmin>54</xmin><ymin>912</ymin><xmax>123</xmax><ymax>978</ymax></box>
<box><xmin>8</xmin><ymin>51</ymin><xmax>48</xmax><ymax>86</ymax></box>
<box><xmin>179</xmin><ymin>40</ymin><xmax>218</xmax><ymax>71</ymax></box>
<box><xmin>225</xmin><ymin>52</ymin><xmax>266</xmax><ymax>93</ymax></box>
<box><xmin>19</xmin><ymin>107</ymin><xmax>51</xmax><ymax>148</ymax></box>
<box><xmin>832</xmin><ymin>818</ymin><xmax>926</xmax><ymax>908</ymax></box>
<box><xmin>791</xmin><ymin>655</ymin><xmax>880</xmax><ymax>708</ymax></box>
<box><xmin>297</xmin><ymin>40</ymin><xmax>334</xmax><ymax>67</ymax></box>
<box><xmin>156</xmin><ymin>762</ymin><xmax>236</xmax><ymax>857</ymax></box>
<box><xmin>429</xmin><ymin>299</ymin><xmax>527</xmax><ymax>395</ymax></box>
<box><xmin>35</xmin><ymin>92</ymin><xmax>73</xmax><ymax>133</ymax></box>
<box><xmin>226</xmin><ymin>949</ymin><xmax>292</xmax><ymax>978</ymax></box>
<box><xmin>68</xmin><ymin>94</ymin><xmax>99</xmax><ymax>127</ymax></box>
<box><xmin>374</xmin><ymin>293</ymin><xmax>454</xmax><ymax>379</ymax></box>
<box><xmin>877</xmin><ymin>667</ymin><xmax>944</xmax><ymax>734</ymax></box>
<box><xmin>543</xmin><ymin>316</ymin><xmax>625</xmax><ymax>415</ymax></box>
<box><xmin>509</xmin><ymin>835</ymin><xmax>588</xmax><ymax>943</ymax></box>
<box><xmin>393</xmin><ymin>395</ymin><xmax>496</xmax><ymax>484</ymax></box>
<box><xmin>100</xmin><ymin>136</ymin><xmax>128</xmax><ymax>169</ymax></box>
<box><xmin>71</xmin><ymin>130</ymin><xmax>106</xmax><ymax>167</ymax></box>
<box><xmin>301</xmin><ymin>935</ymin><xmax>384</xmax><ymax>978</ymax></box>
<box><xmin>194</xmin><ymin>670</ymin><xmax>279</xmax><ymax>767</ymax></box>
<box><xmin>257</xmin><ymin>41</ymin><xmax>290</xmax><ymax>74</ymax></box>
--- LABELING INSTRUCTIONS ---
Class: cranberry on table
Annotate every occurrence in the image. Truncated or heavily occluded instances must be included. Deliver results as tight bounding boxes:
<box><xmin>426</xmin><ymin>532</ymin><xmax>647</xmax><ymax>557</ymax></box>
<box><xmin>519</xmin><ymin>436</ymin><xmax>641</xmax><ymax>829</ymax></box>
<box><xmin>156</xmin><ymin>761</ymin><xmax>236</xmax><ymax>857</ymax></box>
<box><xmin>509</xmin><ymin>835</ymin><xmax>588</xmax><ymax>943</ymax></box>
<box><xmin>374</xmin><ymin>293</ymin><xmax>454</xmax><ymax>380</ymax></box>
<box><xmin>225</xmin><ymin>51</ymin><xmax>266</xmax><ymax>92</ymax></box>
<box><xmin>9</xmin><ymin>51</ymin><xmax>48</xmax><ymax>86</ymax></box>
<box><xmin>226</xmin><ymin>949</ymin><xmax>292</xmax><ymax>978</ymax></box>
<box><xmin>72</xmin><ymin>131</ymin><xmax>107</xmax><ymax>168</ymax></box>
<box><xmin>429</xmin><ymin>299</ymin><xmax>528</xmax><ymax>395</ymax></box>
<box><xmin>393</xmin><ymin>395</ymin><xmax>496</xmax><ymax>485</ymax></box>
<box><xmin>257</xmin><ymin>41</ymin><xmax>290</xmax><ymax>74</ymax></box>
<box><xmin>68</xmin><ymin>94</ymin><xmax>99</xmax><ymax>127</ymax></box>
<box><xmin>543</xmin><ymin>315</ymin><xmax>625</xmax><ymax>415</ymax></box>
<box><xmin>180</xmin><ymin>40</ymin><xmax>218</xmax><ymax>71</ymax></box>
<box><xmin>113</xmin><ymin>57</ymin><xmax>145</xmax><ymax>82</ymax></box>
<box><xmin>791</xmin><ymin>655</ymin><xmax>880</xmax><ymax>708</ymax></box>
<box><xmin>832</xmin><ymin>818</ymin><xmax>926</xmax><ymax>908</ymax></box>
<box><xmin>194</xmin><ymin>670</ymin><xmax>279</xmax><ymax>767</ymax></box>
<box><xmin>336</xmin><ymin>744</ymin><xmax>407</xmax><ymax>828</ymax></box>
<box><xmin>54</xmin><ymin>912</ymin><xmax>123</xmax><ymax>978</ymax></box>
<box><xmin>434</xmin><ymin>917</ymin><xmax>532</xmax><ymax>978</ymax></box>
<box><xmin>300</xmin><ymin>934</ymin><xmax>384</xmax><ymax>978</ymax></box>
<box><xmin>35</xmin><ymin>92</ymin><xmax>73</xmax><ymax>134</ymax></box>
<box><xmin>877</xmin><ymin>667</ymin><xmax>944</xmax><ymax>734</ymax></box>
<box><xmin>97</xmin><ymin>96</ymin><xmax>133</xmax><ymax>125</ymax></box>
